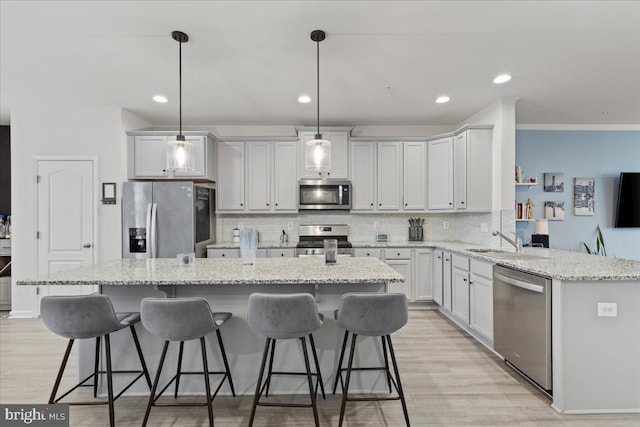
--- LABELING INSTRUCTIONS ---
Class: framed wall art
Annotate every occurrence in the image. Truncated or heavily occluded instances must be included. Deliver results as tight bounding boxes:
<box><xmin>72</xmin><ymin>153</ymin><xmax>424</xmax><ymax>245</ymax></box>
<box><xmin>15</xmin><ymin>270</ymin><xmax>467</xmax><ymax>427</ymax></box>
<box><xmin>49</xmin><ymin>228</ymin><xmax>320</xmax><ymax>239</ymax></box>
<box><xmin>544</xmin><ymin>201</ymin><xmax>565</xmax><ymax>220</ymax></box>
<box><xmin>574</xmin><ymin>177</ymin><xmax>595</xmax><ymax>216</ymax></box>
<box><xmin>544</xmin><ymin>173</ymin><xmax>564</xmax><ymax>192</ymax></box>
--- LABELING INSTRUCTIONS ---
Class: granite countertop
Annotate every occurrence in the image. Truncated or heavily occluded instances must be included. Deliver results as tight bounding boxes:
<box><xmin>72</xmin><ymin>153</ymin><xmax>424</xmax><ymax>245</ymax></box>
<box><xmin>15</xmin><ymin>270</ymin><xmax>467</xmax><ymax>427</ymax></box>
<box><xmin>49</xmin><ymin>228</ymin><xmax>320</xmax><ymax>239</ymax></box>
<box><xmin>17</xmin><ymin>257</ymin><xmax>405</xmax><ymax>286</ymax></box>
<box><xmin>209</xmin><ymin>240</ymin><xmax>640</xmax><ymax>281</ymax></box>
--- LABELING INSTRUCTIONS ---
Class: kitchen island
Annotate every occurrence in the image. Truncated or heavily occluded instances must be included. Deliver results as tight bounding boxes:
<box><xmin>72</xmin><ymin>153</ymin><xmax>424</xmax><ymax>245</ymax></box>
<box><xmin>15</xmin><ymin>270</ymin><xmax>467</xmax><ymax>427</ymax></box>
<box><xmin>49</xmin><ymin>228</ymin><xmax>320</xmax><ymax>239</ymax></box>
<box><xmin>19</xmin><ymin>257</ymin><xmax>405</xmax><ymax>397</ymax></box>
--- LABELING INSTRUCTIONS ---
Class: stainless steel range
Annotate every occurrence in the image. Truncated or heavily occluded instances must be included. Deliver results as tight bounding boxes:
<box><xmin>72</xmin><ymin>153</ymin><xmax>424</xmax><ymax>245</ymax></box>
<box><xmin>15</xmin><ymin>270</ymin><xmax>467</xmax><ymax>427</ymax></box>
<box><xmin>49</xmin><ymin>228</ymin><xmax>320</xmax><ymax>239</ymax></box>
<box><xmin>295</xmin><ymin>224</ymin><xmax>353</xmax><ymax>257</ymax></box>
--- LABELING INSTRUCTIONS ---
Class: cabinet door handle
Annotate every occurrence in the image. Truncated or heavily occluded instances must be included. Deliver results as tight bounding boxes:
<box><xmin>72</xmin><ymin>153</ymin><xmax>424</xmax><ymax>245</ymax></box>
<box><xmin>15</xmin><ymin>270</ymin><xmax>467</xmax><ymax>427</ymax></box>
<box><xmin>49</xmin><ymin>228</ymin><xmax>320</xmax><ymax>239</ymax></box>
<box><xmin>449</xmin><ymin>202</ymin><xmax>453</xmax><ymax>205</ymax></box>
<box><xmin>222</xmin><ymin>254</ymin><xmax>225</xmax><ymax>257</ymax></box>
<box><xmin>461</xmin><ymin>201</ymin><xmax>465</xmax><ymax>204</ymax></box>
<box><xmin>266</xmin><ymin>203</ymin><xmax>270</xmax><ymax>206</ymax></box>
<box><xmin>240</xmin><ymin>203</ymin><xmax>243</xmax><ymax>207</ymax></box>
<box><xmin>463</xmin><ymin>278</ymin><xmax>467</xmax><ymax>282</ymax></box>
<box><xmin>370</xmin><ymin>203</ymin><xmax>374</xmax><ymax>207</ymax></box>
<box><xmin>379</xmin><ymin>203</ymin><xmax>382</xmax><ymax>206</ymax></box>
<box><xmin>405</xmin><ymin>203</ymin><xmax>408</xmax><ymax>207</ymax></box>
<box><xmin>366</xmin><ymin>253</ymin><xmax>370</xmax><ymax>256</ymax></box>
<box><xmin>275</xmin><ymin>203</ymin><xmax>278</xmax><ymax>206</ymax></box>
<box><xmin>280</xmin><ymin>253</ymin><xmax>284</xmax><ymax>257</ymax></box>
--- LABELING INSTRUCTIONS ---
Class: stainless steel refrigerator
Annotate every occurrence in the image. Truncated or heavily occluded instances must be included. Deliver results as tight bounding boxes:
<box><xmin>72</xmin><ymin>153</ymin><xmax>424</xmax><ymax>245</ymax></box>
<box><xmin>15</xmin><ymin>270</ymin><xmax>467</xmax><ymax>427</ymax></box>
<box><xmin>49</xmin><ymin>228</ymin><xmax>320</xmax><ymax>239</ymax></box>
<box><xmin>122</xmin><ymin>182</ymin><xmax>215</xmax><ymax>258</ymax></box>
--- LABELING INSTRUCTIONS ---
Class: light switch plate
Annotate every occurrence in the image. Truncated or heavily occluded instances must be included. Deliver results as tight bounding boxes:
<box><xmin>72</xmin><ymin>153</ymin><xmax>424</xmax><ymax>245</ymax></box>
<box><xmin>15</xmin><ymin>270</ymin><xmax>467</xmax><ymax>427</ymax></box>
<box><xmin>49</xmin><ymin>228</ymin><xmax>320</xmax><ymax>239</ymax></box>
<box><xmin>376</xmin><ymin>233</ymin><xmax>389</xmax><ymax>242</ymax></box>
<box><xmin>597</xmin><ymin>302</ymin><xmax>617</xmax><ymax>317</ymax></box>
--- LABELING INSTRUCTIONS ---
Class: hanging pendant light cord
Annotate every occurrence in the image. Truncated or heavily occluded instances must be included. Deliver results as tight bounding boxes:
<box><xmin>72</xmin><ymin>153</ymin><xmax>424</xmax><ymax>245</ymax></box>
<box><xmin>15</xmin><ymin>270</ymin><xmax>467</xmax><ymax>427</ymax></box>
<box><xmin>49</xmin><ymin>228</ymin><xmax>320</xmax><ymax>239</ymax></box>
<box><xmin>316</xmin><ymin>38</ymin><xmax>320</xmax><ymax>137</ymax></box>
<box><xmin>179</xmin><ymin>37</ymin><xmax>182</xmax><ymax>137</ymax></box>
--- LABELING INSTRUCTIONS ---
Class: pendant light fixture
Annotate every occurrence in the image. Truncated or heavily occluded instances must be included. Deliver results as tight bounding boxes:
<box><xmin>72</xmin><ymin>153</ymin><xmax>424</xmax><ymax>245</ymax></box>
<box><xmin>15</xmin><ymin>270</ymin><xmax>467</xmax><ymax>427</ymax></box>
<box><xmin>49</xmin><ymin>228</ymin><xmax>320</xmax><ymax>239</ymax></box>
<box><xmin>305</xmin><ymin>30</ymin><xmax>331</xmax><ymax>172</ymax></box>
<box><xmin>166</xmin><ymin>30</ymin><xmax>192</xmax><ymax>172</ymax></box>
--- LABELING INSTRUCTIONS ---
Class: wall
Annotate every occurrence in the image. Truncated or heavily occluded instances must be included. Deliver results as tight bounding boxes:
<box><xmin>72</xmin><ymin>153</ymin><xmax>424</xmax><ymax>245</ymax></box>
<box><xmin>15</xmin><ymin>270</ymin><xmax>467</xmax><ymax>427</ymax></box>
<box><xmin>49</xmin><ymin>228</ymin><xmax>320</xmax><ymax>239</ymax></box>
<box><xmin>0</xmin><ymin>126</ymin><xmax>10</xmax><ymax>215</ymax></box>
<box><xmin>516</xmin><ymin>129</ymin><xmax>640</xmax><ymax>260</ymax></box>
<box><xmin>9</xmin><ymin>107</ymin><xmax>150</xmax><ymax>317</ymax></box>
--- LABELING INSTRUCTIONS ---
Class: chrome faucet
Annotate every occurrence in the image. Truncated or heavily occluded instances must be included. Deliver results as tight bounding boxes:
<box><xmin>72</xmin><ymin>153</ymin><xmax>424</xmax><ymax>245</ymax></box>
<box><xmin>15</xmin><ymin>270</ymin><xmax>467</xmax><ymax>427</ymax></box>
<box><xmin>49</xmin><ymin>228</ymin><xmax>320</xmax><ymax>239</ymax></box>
<box><xmin>492</xmin><ymin>230</ymin><xmax>523</xmax><ymax>253</ymax></box>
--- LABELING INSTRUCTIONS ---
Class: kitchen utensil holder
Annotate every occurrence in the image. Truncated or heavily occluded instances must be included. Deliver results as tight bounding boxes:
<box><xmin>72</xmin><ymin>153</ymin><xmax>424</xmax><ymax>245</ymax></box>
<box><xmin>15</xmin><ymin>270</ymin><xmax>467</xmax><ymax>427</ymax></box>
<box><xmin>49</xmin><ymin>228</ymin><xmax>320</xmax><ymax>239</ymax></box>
<box><xmin>409</xmin><ymin>226</ymin><xmax>423</xmax><ymax>241</ymax></box>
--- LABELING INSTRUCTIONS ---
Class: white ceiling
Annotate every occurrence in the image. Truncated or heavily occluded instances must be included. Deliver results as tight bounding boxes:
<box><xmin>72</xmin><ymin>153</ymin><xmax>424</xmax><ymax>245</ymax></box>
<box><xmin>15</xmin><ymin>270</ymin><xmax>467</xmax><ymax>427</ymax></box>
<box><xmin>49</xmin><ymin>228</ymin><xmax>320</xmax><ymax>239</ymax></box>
<box><xmin>1</xmin><ymin>1</ymin><xmax>639</xmax><ymax>127</ymax></box>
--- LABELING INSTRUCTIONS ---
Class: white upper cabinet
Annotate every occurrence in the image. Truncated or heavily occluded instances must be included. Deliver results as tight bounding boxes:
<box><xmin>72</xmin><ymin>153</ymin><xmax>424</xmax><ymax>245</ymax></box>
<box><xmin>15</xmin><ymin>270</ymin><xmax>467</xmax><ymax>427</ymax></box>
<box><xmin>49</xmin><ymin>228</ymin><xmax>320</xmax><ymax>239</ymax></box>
<box><xmin>428</xmin><ymin>137</ymin><xmax>454</xmax><ymax>210</ymax></box>
<box><xmin>403</xmin><ymin>142</ymin><xmax>427</xmax><ymax>211</ymax></box>
<box><xmin>376</xmin><ymin>142</ymin><xmax>403</xmax><ymax>210</ymax></box>
<box><xmin>217</xmin><ymin>141</ymin><xmax>245</xmax><ymax>212</ymax></box>
<box><xmin>127</xmin><ymin>132</ymin><xmax>214</xmax><ymax>180</ymax></box>
<box><xmin>246</xmin><ymin>142</ymin><xmax>271</xmax><ymax>211</ymax></box>
<box><xmin>273</xmin><ymin>141</ymin><xmax>298</xmax><ymax>211</ymax></box>
<box><xmin>454</xmin><ymin>132</ymin><xmax>468</xmax><ymax>209</ymax></box>
<box><xmin>299</xmin><ymin>130</ymin><xmax>349</xmax><ymax>179</ymax></box>
<box><xmin>350</xmin><ymin>141</ymin><xmax>376</xmax><ymax>210</ymax></box>
<box><xmin>217</xmin><ymin>140</ymin><xmax>298</xmax><ymax>214</ymax></box>
<box><xmin>461</xmin><ymin>129</ymin><xmax>492</xmax><ymax>211</ymax></box>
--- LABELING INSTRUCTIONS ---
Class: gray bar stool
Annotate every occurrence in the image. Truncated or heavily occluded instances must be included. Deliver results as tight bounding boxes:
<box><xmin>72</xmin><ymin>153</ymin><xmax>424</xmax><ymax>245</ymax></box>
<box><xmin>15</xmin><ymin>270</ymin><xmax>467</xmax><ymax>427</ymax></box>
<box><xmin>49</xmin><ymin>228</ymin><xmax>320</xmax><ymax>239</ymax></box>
<box><xmin>335</xmin><ymin>293</ymin><xmax>410</xmax><ymax>427</ymax></box>
<box><xmin>247</xmin><ymin>293</ymin><xmax>324</xmax><ymax>427</ymax></box>
<box><xmin>140</xmin><ymin>297</ymin><xmax>235</xmax><ymax>427</ymax></box>
<box><xmin>40</xmin><ymin>294</ymin><xmax>152</xmax><ymax>427</ymax></box>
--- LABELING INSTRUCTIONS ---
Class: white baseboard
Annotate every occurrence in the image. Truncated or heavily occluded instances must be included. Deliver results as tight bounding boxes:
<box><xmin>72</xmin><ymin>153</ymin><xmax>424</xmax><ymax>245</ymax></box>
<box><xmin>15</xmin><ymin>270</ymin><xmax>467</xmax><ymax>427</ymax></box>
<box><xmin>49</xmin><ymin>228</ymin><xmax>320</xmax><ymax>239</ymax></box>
<box><xmin>8</xmin><ymin>310</ymin><xmax>35</xmax><ymax>318</ymax></box>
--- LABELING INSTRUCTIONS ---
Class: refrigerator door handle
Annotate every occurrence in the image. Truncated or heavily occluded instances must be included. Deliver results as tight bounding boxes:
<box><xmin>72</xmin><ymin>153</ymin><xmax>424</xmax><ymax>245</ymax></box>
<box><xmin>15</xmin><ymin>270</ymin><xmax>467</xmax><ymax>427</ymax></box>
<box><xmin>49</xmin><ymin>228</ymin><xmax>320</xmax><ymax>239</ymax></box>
<box><xmin>150</xmin><ymin>203</ymin><xmax>158</xmax><ymax>258</ymax></box>
<box><xmin>145</xmin><ymin>203</ymin><xmax>153</xmax><ymax>258</ymax></box>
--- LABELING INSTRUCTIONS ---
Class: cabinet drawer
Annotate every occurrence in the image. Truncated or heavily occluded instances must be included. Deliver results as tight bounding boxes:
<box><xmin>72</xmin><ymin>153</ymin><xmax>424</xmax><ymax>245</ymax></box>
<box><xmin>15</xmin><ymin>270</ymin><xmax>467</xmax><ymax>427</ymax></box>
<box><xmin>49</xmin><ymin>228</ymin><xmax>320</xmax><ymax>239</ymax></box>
<box><xmin>452</xmin><ymin>253</ymin><xmax>470</xmax><ymax>271</ymax></box>
<box><xmin>268</xmin><ymin>249</ymin><xmax>295</xmax><ymax>258</ymax></box>
<box><xmin>354</xmin><ymin>248</ymin><xmax>382</xmax><ymax>259</ymax></box>
<box><xmin>470</xmin><ymin>259</ymin><xmax>493</xmax><ymax>279</ymax></box>
<box><xmin>207</xmin><ymin>249</ymin><xmax>239</xmax><ymax>258</ymax></box>
<box><xmin>256</xmin><ymin>249</ymin><xmax>268</xmax><ymax>258</ymax></box>
<box><xmin>384</xmin><ymin>248</ymin><xmax>412</xmax><ymax>260</ymax></box>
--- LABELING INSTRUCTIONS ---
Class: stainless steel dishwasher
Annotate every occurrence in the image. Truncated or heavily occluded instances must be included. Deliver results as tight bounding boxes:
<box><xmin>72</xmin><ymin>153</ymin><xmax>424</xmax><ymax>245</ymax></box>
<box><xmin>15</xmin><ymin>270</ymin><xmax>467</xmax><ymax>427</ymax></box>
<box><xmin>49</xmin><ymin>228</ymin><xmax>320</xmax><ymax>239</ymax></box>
<box><xmin>493</xmin><ymin>265</ymin><xmax>552</xmax><ymax>394</ymax></box>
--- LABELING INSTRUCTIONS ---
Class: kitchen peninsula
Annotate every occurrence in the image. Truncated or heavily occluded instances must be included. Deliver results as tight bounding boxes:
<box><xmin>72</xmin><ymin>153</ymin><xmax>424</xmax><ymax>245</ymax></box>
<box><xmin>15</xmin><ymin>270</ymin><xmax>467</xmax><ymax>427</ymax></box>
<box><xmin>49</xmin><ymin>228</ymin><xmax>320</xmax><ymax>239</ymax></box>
<box><xmin>19</xmin><ymin>257</ymin><xmax>404</xmax><ymax>396</ymax></box>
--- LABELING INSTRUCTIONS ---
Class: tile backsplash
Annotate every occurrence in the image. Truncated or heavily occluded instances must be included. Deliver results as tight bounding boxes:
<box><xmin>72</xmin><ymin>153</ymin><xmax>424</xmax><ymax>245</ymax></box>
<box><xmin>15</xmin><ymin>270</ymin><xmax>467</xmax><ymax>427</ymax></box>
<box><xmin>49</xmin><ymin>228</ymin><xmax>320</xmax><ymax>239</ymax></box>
<box><xmin>217</xmin><ymin>211</ymin><xmax>504</xmax><ymax>247</ymax></box>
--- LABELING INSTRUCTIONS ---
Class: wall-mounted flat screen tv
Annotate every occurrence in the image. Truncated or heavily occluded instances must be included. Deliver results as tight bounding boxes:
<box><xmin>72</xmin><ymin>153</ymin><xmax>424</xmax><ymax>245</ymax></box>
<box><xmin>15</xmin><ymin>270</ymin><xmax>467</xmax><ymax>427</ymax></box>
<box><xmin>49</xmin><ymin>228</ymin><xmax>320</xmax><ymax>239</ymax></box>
<box><xmin>615</xmin><ymin>172</ymin><xmax>640</xmax><ymax>228</ymax></box>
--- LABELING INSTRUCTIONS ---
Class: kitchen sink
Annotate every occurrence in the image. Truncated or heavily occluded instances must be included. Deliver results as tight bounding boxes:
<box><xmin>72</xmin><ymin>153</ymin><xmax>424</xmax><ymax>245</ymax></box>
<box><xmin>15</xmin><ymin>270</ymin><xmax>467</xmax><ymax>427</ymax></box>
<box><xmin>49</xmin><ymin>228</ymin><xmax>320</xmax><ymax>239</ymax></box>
<box><xmin>465</xmin><ymin>248</ymin><xmax>550</xmax><ymax>260</ymax></box>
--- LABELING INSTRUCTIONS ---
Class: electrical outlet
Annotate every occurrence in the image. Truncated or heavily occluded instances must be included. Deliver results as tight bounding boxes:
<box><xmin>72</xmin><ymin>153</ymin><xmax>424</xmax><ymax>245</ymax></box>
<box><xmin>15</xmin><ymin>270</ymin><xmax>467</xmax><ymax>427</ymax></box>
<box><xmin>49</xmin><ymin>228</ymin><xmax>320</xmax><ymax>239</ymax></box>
<box><xmin>597</xmin><ymin>302</ymin><xmax>617</xmax><ymax>317</ymax></box>
<box><xmin>287</xmin><ymin>222</ymin><xmax>293</xmax><ymax>230</ymax></box>
<box><xmin>443</xmin><ymin>221</ymin><xmax>450</xmax><ymax>230</ymax></box>
<box><xmin>480</xmin><ymin>223</ymin><xmax>489</xmax><ymax>233</ymax></box>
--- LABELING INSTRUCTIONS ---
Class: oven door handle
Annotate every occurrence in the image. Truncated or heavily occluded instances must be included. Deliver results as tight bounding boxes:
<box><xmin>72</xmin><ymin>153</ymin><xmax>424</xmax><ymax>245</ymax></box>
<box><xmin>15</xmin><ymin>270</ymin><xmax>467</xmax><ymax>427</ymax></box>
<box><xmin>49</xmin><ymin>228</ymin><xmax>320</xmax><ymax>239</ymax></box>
<box><xmin>494</xmin><ymin>272</ymin><xmax>544</xmax><ymax>293</ymax></box>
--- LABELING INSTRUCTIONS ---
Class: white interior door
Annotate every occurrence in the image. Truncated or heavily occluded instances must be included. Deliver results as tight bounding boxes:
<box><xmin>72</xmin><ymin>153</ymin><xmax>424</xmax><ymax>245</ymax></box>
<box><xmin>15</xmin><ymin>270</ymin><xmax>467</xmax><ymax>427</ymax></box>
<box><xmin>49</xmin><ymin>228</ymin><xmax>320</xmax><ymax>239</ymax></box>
<box><xmin>36</xmin><ymin>159</ymin><xmax>96</xmax><ymax>303</ymax></box>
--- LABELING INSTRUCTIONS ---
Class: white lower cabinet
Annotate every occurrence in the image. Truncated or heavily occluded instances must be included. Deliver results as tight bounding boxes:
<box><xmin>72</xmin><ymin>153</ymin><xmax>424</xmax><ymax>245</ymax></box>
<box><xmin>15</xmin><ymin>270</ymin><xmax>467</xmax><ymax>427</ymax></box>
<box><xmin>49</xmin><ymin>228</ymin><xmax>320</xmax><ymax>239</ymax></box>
<box><xmin>434</xmin><ymin>252</ymin><xmax>494</xmax><ymax>345</ymax></box>
<box><xmin>469</xmin><ymin>259</ymin><xmax>494</xmax><ymax>342</ymax></box>
<box><xmin>207</xmin><ymin>249</ymin><xmax>239</xmax><ymax>258</ymax></box>
<box><xmin>443</xmin><ymin>252</ymin><xmax>452</xmax><ymax>311</ymax></box>
<box><xmin>432</xmin><ymin>250</ymin><xmax>443</xmax><ymax>305</ymax></box>
<box><xmin>353</xmin><ymin>248</ymin><xmax>382</xmax><ymax>259</ymax></box>
<box><xmin>414</xmin><ymin>249</ymin><xmax>433</xmax><ymax>301</ymax></box>
<box><xmin>383</xmin><ymin>249</ymin><xmax>413</xmax><ymax>301</ymax></box>
<box><xmin>451</xmin><ymin>254</ymin><xmax>470</xmax><ymax>324</ymax></box>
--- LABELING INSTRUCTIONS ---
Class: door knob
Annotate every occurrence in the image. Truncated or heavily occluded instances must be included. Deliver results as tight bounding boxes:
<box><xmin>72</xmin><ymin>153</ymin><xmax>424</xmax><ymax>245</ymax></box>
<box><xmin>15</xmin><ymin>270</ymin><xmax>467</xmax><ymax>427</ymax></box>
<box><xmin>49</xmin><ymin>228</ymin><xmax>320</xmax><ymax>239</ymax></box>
<box><xmin>83</xmin><ymin>243</ymin><xmax>92</xmax><ymax>248</ymax></box>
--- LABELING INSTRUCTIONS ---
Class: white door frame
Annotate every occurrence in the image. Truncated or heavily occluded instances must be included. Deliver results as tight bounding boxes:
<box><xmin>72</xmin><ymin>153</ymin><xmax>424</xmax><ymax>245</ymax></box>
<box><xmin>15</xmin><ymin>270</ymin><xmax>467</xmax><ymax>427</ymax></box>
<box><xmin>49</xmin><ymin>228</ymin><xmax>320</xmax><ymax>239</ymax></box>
<box><xmin>32</xmin><ymin>155</ymin><xmax>99</xmax><ymax>314</ymax></box>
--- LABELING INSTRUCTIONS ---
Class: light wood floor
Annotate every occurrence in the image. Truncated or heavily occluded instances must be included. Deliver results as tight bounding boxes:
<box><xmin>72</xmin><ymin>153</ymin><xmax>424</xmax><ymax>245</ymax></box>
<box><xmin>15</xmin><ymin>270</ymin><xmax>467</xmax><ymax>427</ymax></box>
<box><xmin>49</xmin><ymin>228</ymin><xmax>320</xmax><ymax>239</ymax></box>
<box><xmin>2</xmin><ymin>310</ymin><xmax>639</xmax><ymax>426</ymax></box>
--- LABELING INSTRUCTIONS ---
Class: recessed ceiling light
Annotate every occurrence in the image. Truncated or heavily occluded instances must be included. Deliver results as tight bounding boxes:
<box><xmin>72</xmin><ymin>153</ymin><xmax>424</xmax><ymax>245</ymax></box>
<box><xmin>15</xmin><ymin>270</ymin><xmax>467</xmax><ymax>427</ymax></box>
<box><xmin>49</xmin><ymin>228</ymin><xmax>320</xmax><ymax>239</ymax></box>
<box><xmin>436</xmin><ymin>96</ymin><xmax>450</xmax><ymax>104</ymax></box>
<box><xmin>298</xmin><ymin>95</ymin><xmax>312</xmax><ymax>103</ymax></box>
<box><xmin>493</xmin><ymin>74</ymin><xmax>512</xmax><ymax>84</ymax></box>
<box><xmin>153</xmin><ymin>95</ymin><xmax>168</xmax><ymax>103</ymax></box>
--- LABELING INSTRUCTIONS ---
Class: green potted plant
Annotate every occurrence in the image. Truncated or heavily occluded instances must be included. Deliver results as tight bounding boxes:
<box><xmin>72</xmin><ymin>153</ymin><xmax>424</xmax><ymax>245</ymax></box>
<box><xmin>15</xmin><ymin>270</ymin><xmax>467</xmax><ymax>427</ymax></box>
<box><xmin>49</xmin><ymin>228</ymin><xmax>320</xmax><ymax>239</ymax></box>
<box><xmin>583</xmin><ymin>225</ymin><xmax>607</xmax><ymax>256</ymax></box>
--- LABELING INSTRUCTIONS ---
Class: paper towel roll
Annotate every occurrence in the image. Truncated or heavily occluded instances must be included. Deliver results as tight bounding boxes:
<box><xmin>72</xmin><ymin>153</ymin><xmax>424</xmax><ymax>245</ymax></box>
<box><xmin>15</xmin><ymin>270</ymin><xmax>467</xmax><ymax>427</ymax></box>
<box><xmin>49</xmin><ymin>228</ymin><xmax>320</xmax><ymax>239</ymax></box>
<box><xmin>535</xmin><ymin>219</ymin><xmax>549</xmax><ymax>235</ymax></box>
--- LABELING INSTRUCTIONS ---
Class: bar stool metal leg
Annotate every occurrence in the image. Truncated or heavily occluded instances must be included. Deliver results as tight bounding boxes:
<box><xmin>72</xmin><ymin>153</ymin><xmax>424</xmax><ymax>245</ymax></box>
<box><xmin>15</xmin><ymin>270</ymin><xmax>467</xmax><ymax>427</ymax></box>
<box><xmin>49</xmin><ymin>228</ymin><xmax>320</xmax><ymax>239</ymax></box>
<box><xmin>93</xmin><ymin>337</ymin><xmax>101</xmax><ymax>398</ymax></box>
<box><xmin>49</xmin><ymin>339</ymin><xmax>74</xmax><ymax>404</ymax></box>
<box><xmin>381</xmin><ymin>336</ymin><xmax>393</xmax><ymax>393</ymax></box>
<box><xmin>249</xmin><ymin>338</ymin><xmax>271</xmax><ymax>427</ymax></box>
<box><xmin>264</xmin><ymin>339</ymin><xmax>276</xmax><ymax>397</ymax></box>
<box><xmin>130</xmin><ymin>325</ymin><xmax>152</xmax><ymax>390</ymax></box>
<box><xmin>174</xmin><ymin>341</ymin><xmax>185</xmax><ymax>398</ymax></box>
<box><xmin>387</xmin><ymin>335</ymin><xmax>410</xmax><ymax>427</ymax></box>
<box><xmin>142</xmin><ymin>341</ymin><xmax>169</xmax><ymax>427</ymax></box>
<box><xmin>338</xmin><ymin>333</ymin><xmax>358</xmax><ymax>427</ymax></box>
<box><xmin>215</xmin><ymin>329</ymin><xmax>236</xmax><ymax>397</ymax></box>
<box><xmin>308</xmin><ymin>333</ymin><xmax>325</xmax><ymax>399</ymax></box>
<box><xmin>332</xmin><ymin>330</ymin><xmax>349</xmax><ymax>394</ymax></box>
<box><xmin>199</xmin><ymin>337</ymin><xmax>215</xmax><ymax>427</ymax></box>
<box><xmin>104</xmin><ymin>334</ymin><xmax>115</xmax><ymax>427</ymax></box>
<box><xmin>301</xmin><ymin>337</ymin><xmax>320</xmax><ymax>427</ymax></box>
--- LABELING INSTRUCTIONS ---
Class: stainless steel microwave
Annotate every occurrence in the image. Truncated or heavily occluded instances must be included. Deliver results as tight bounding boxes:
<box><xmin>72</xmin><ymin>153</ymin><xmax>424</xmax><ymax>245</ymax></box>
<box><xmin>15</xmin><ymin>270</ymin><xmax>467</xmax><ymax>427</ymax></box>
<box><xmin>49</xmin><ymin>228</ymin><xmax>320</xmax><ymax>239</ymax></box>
<box><xmin>298</xmin><ymin>180</ymin><xmax>351</xmax><ymax>210</ymax></box>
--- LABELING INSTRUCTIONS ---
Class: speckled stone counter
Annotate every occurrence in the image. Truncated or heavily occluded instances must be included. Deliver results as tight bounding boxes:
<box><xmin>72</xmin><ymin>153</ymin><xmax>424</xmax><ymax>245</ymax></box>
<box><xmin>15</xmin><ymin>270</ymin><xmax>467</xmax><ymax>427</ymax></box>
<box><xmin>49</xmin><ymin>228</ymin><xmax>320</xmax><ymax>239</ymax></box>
<box><xmin>17</xmin><ymin>257</ymin><xmax>405</xmax><ymax>286</ymax></box>
<box><xmin>350</xmin><ymin>240</ymin><xmax>640</xmax><ymax>281</ymax></box>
